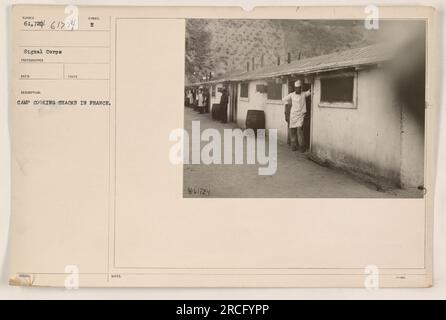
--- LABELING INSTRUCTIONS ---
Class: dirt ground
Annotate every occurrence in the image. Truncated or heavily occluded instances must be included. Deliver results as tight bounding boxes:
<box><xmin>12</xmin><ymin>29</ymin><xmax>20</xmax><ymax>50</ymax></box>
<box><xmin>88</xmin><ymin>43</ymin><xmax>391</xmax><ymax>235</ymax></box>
<box><xmin>183</xmin><ymin>108</ymin><xmax>423</xmax><ymax>198</ymax></box>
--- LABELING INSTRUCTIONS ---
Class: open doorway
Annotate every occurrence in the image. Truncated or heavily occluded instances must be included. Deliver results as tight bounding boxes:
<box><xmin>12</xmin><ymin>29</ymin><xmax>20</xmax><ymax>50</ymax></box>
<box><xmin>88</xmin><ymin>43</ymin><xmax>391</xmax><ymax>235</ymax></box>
<box><xmin>303</xmin><ymin>80</ymin><xmax>312</xmax><ymax>151</ymax></box>
<box><xmin>287</xmin><ymin>76</ymin><xmax>312</xmax><ymax>151</ymax></box>
<box><xmin>229</xmin><ymin>82</ymin><xmax>238</xmax><ymax>123</ymax></box>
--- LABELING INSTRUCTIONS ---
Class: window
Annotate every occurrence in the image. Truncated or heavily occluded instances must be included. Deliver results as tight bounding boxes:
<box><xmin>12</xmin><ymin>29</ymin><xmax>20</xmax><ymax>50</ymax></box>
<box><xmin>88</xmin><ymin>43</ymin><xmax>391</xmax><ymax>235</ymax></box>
<box><xmin>211</xmin><ymin>85</ymin><xmax>216</xmax><ymax>97</ymax></box>
<box><xmin>266</xmin><ymin>80</ymin><xmax>282</xmax><ymax>100</ymax></box>
<box><xmin>240</xmin><ymin>82</ymin><xmax>249</xmax><ymax>98</ymax></box>
<box><xmin>256</xmin><ymin>84</ymin><xmax>267</xmax><ymax>93</ymax></box>
<box><xmin>319</xmin><ymin>72</ymin><xmax>356</xmax><ymax>108</ymax></box>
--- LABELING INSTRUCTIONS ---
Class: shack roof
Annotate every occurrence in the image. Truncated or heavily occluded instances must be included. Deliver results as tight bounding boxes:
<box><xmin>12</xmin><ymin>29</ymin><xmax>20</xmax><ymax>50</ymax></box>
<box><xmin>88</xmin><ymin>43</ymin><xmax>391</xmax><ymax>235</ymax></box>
<box><xmin>189</xmin><ymin>43</ymin><xmax>396</xmax><ymax>86</ymax></box>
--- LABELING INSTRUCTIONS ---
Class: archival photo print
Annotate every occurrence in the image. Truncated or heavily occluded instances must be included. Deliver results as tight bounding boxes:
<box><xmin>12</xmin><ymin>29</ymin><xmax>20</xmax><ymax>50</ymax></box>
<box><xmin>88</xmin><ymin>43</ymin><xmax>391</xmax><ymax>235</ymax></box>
<box><xmin>182</xmin><ymin>19</ymin><xmax>426</xmax><ymax>198</ymax></box>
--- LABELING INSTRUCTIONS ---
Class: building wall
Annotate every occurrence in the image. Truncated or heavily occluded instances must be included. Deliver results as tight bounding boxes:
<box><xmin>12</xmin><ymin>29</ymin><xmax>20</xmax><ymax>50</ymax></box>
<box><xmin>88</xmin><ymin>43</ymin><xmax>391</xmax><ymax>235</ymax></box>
<box><xmin>400</xmin><ymin>102</ymin><xmax>424</xmax><ymax>188</ymax></box>
<box><xmin>311</xmin><ymin>68</ymin><xmax>403</xmax><ymax>185</ymax></box>
<box><xmin>236</xmin><ymin>80</ymin><xmax>288</xmax><ymax>143</ymax></box>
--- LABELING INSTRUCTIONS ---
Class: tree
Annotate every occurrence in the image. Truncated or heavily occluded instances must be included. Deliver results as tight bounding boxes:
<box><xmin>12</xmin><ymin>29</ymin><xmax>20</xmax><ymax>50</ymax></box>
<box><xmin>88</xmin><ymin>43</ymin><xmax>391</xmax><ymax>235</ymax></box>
<box><xmin>185</xmin><ymin>20</ymin><xmax>213</xmax><ymax>82</ymax></box>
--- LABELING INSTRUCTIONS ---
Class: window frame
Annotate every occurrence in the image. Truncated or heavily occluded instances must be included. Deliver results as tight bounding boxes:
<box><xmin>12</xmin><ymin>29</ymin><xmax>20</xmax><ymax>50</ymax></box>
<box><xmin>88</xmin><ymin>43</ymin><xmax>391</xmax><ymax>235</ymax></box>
<box><xmin>318</xmin><ymin>71</ymin><xmax>358</xmax><ymax>109</ymax></box>
<box><xmin>239</xmin><ymin>82</ymin><xmax>249</xmax><ymax>101</ymax></box>
<box><xmin>266</xmin><ymin>79</ymin><xmax>284</xmax><ymax>103</ymax></box>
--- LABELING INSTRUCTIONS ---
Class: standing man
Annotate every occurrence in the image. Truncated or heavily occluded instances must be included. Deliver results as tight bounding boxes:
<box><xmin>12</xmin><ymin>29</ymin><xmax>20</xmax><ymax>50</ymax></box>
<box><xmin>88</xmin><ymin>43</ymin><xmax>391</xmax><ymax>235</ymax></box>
<box><xmin>197</xmin><ymin>87</ymin><xmax>205</xmax><ymax>114</ymax></box>
<box><xmin>204</xmin><ymin>87</ymin><xmax>210</xmax><ymax>113</ymax></box>
<box><xmin>282</xmin><ymin>80</ymin><xmax>311</xmax><ymax>152</ymax></box>
<box><xmin>219</xmin><ymin>87</ymin><xmax>229</xmax><ymax>123</ymax></box>
<box><xmin>188</xmin><ymin>90</ymin><xmax>194</xmax><ymax>108</ymax></box>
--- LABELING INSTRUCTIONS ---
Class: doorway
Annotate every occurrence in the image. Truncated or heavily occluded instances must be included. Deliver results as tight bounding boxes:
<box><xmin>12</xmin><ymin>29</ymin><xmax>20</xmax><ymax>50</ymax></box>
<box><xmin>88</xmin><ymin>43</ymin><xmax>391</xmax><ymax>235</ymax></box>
<box><xmin>303</xmin><ymin>80</ymin><xmax>312</xmax><ymax>151</ymax></box>
<box><xmin>229</xmin><ymin>82</ymin><xmax>238</xmax><ymax>123</ymax></box>
<box><xmin>287</xmin><ymin>76</ymin><xmax>312</xmax><ymax>151</ymax></box>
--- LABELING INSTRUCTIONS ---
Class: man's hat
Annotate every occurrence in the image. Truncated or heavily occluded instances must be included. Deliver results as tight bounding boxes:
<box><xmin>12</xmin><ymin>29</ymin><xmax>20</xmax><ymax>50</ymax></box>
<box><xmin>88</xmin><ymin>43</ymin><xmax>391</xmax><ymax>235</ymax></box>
<box><xmin>294</xmin><ymin>80</ymin><xmax>302</xmax><ymax>87</ymax></box>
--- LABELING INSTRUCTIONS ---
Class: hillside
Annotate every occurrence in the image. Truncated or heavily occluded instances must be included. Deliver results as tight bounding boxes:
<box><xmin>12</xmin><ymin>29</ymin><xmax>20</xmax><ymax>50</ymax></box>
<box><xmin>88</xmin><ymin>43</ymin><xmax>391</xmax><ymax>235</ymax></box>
<box><xmin>185</xmin><ymin>19</ymin><xmax>376</xmax><ymax>83</ymax></box>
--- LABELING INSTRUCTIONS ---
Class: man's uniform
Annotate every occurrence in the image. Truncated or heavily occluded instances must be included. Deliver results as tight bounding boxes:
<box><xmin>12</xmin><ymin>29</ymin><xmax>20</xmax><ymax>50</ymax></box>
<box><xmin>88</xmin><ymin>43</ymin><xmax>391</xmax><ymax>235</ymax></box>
<box><xmin>282</xmin><ymin>80</ymin><xmax>310</xmax><ymax>151</ymax></box>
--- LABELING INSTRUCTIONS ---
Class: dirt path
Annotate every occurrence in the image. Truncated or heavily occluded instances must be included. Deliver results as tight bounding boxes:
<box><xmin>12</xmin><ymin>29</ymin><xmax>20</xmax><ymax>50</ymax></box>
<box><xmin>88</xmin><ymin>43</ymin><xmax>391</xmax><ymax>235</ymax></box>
<box><xmin>183</xmin><ymin>108</ymin><xmax>421</xmax><ymax>198</ymax></box>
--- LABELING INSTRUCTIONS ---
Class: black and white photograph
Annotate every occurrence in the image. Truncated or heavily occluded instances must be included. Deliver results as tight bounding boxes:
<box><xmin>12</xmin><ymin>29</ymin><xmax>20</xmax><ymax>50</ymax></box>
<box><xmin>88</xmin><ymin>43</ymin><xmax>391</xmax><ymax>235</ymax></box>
<box><xmin>183</xmin><ymin>19</ymin><xmax>426</xmax><ymax>198</ymax></box>
<box><xmin>2</xmin><ymin>2</ymin><xmax>442</xmax><ymax>296</ymax></box>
